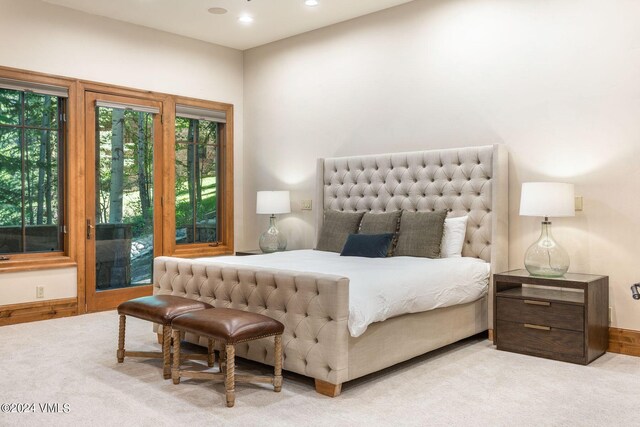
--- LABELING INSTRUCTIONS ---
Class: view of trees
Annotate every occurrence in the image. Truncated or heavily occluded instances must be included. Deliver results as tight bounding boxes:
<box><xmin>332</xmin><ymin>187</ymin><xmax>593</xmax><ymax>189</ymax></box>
<box><xmin>95</xmin><ymin>106</ymin><xmax>154</xmax><ymax>287</ymax></box>
<box><xmin>175</xmin><ymin>116</ymin><xmax>218</xmax><ymax>244</ymax></box>
<box><xmin>0</xmin><ymin>87</ymin><xmax>220</xmax><ymax>278</ymax></box>
<box><xmin>0</xmin><ymin>89</ymin><xmax>61</xmax><ymax>254</ymax></box>
<box><xmin>92</xmin><ymin>109</ymin><xmax>219</xmax><ymax>287</ymax></box>
<box><xmin>96</xmin><ymin>107</ymin><xmax>153</xmax><ymax>233</ymax></box>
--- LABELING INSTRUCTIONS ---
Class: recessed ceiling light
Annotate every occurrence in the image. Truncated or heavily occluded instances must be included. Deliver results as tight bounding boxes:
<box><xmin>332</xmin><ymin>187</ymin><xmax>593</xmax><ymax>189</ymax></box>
<box><xmin>305</xmin><ymin>0</ymin><xmax>319</xmax><ymax>6</ymax></box>
<box><xmin>208</xmin><ymin>7</ymin><xmax>228</xmax><ymax>15</ymax></box>
<box><xmin>238</xmin><ymin>14</ymin><xmax>254</xmax><ymax>24</ymax></box>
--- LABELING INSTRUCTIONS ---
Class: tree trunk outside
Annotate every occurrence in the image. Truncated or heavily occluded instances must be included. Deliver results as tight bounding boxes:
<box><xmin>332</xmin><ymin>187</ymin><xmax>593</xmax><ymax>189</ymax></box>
<box><xmin>25</xmin><ymin>140</ymin><xmax>33</xmax><ymax>226</ymax></box>
<box><xmin>187</xmin><ymin>120</ymin><xmax>195</xmax><ymax>216</ymax></box>
<box><xmin>96</xmin><ymin>110</ymin><xmax>103</xmax><ymax>223</ymax></box>
<box><xmin>136</xmin><ymin>112</ymin><xmax>150</xmax><ymax>222</ymax></box>
<box><xmin>45</xmin><ymin>125</ymin><xmax>52</xmax><ymax>225</ymax></box>
<box><xmin>195</xmin><ymin>144</ymin><xmax>202</xmax><ymax>208</ymax></box>
<box><xmin>109</xmin><ymin>108</ymin><xmax>125</xmax><ymax>223</ymax></box>
<box><xmin>36</xmin><ymin>96</ymin><xmax>51</xmax><ymax>224</ymax></box>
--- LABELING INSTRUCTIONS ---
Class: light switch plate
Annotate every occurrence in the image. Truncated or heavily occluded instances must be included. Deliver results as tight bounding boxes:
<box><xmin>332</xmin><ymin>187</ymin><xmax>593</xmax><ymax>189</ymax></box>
<box><xmin>575</xmin><ymin>196</ymin><xmax>583</xmax><ymax>211</ymax></box>
<box><xmin>301</xmin><ymin>199</ymin><xmax>312</xmax><ymax>210</ymax></box>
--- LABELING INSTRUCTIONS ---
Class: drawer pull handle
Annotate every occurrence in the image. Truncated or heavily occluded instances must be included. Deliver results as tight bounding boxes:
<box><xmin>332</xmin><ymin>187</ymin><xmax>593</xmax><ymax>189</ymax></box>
<box><xmin>524</xmin><ymin>300</ymin><xmax>550</xmax><ymax>307</ymax></box>
<box><xmin>524</xmin><ymin>323</ymin><xmax>551</xmax><ymax>331</ymax></box>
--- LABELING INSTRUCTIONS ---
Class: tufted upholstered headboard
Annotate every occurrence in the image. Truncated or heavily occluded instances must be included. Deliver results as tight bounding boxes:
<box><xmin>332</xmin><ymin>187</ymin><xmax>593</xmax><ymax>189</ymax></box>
<box><xmin>314</xmin><ymin>144</ymin><xmax>508</xmax><ymax>274</ymax></box>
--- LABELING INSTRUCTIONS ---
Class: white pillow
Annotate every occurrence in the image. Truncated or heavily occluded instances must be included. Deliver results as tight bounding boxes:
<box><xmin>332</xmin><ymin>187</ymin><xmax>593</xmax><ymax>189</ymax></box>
<box><xmin>440</xmin><ymin>215</ymin><xmax>468</xmax><ymax>258</ymax></box>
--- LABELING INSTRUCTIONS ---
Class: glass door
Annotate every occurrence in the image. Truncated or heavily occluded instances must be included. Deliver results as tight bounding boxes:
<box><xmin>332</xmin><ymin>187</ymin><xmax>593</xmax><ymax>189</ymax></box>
<box><xmin>85</xmin><ymin>92</ymin><xmax>162</xmax><ymax>312</ymax></box>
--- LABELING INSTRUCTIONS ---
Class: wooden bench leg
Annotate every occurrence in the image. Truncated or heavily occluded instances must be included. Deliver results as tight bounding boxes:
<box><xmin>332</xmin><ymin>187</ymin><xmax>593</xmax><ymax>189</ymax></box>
<box><xmin>171</xmin><ymin>329</ymin><xmax>181</xmax><ymax>385</ymax></box>
<box><xmin>225</xmin><ymin>344</ymin><xmax>235</xmax><ymax>408</ymax></box>
<box><xmin>162</xmin><ymin>325</ymin><xmax>172</xmax><ymax>379</ymax></box>
<box><xmin>207</xmin><ymin>339</ymin><xmax>215</xmax><ymax>368</ymax></box>
<box><xmin>117</xmin><ymin>315</ymin><xmax>126</xmax><ymax>363</ymax></box>
<box><xmin>220</xmin><ymin>345</ymin><xmax>227</xmax><ymax>374</ymax></box>
<box><xmin>274</xmin><ymin>334</ymin><xmax>283</xmax><ymax>392</ymax></box>
<box><xmin>314</xmin><ymin>379</ymin><xmax>342</xmax><ymax>397</ymax></box>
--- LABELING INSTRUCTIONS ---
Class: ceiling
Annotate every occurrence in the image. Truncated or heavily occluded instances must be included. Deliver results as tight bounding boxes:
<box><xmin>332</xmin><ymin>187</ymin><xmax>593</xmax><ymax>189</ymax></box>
<box><xmin>41</xmin><ymin>0</ymin><xmax>415</xmax><ymax>50</ymax></box>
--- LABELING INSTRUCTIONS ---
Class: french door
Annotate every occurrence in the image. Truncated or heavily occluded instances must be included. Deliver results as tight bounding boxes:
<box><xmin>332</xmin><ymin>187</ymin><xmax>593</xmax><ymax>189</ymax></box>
<box><xmin>84</xmin><ymin>92</ymin><xmax>163</xmax><ymax>312</ymax></box>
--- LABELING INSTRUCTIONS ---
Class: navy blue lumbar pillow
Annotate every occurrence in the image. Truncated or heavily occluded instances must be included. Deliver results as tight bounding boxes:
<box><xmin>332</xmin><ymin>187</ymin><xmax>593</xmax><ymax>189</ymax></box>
<box><xmin>340</xmin><ymin>233</ymin><xmax>394</xmax><ymax>258</ymax></box>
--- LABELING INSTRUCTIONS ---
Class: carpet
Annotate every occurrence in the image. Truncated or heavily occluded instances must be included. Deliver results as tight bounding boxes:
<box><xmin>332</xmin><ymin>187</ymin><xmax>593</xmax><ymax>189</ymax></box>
<box><xmin>0</xmin><ymin>311</ymin><xmax>638</xmax><ymax>427</ymax></box>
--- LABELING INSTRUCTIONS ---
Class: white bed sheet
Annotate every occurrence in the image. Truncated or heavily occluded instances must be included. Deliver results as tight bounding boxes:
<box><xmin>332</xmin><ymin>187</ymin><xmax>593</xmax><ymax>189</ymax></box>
<box><xmin>196</xmin><ymin>250</ymin><xmax>490</xmax><ymax>337</ymax></box>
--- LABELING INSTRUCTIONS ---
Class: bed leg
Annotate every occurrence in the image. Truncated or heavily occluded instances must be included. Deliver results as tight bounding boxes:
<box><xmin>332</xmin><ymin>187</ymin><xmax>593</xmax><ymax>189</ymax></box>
<box><xmin>314</xmin><ymin>379</ymin><xmax>342</xmax><ymax>397</ymax></box>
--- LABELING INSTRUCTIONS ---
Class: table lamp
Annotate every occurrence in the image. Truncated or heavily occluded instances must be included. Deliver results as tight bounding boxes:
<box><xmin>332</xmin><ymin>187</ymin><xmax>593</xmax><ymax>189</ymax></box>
<box><xmin>519</xmin><ymin>182</ymin><xmax>575</xmax><ymax>277</ymax></box>
<box><xmin>256</xmin><ymin>191</ymin><xmax>291</xmax><ymax>253</ymax></box>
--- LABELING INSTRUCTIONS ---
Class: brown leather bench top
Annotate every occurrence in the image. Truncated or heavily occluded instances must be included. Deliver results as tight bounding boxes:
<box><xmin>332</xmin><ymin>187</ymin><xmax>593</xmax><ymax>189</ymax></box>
<box><xmin>117</xmin><ymin>295</ymin><xmax>212</xmax><ymax>325</ymax></box>
<box><xmin>171</xmin><ymin>308</ymin><xmax>285</xmax><ymax>344</ymax></box>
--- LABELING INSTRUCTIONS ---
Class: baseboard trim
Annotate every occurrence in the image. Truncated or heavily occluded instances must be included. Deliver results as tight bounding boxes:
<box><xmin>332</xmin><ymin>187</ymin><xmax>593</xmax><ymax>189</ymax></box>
<box><xmin>0</xmin><ymin>298</ymin><xmax>77</xmax><ymax>326</ymax></box>
<box><xmin>608</xmin><ymin>327</ymin><xmax>640</xmax><ymax>357</ymax></box>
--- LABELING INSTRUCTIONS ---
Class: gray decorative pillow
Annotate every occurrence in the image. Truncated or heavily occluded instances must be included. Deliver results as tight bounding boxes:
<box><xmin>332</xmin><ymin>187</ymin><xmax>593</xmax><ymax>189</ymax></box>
<box><xmin>359</xmin><ymin>211</ymin><xmax>402</xmax><ymax>256</ymax></box>
<box><xmin>394</xmin><ymin>210</ymin><xmax>448</xmax><ymax>258</ymax></box>
<box><xmin>316</xmin><ymin>210</ymin><xmax>365</xmax><ymax>253</ymax></box>
<box><xmin>359</xmin><ymin>211</ymin><xmax>401</xmax><ymax>235</ymax></box>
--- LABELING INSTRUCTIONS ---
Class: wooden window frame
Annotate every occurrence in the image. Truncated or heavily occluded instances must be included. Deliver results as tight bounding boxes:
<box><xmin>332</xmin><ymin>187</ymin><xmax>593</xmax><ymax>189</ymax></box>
<box><xmin>0</xmin><ymin>66</ymin><xmax>234</xmax><ymax>314</ymax></box>
<box><xmin>0</xmin><ymin>67</ymin><xmax>79</xmax><ymax>273</ymax></box>
<box><xmin>165</xmin><ymin>96</ymin><xmax>234</xmax><ymax>258</ymax></box>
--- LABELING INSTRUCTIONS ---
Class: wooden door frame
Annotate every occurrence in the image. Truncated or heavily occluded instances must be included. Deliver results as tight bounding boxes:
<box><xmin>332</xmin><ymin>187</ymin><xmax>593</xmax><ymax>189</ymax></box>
<box><xmin>84</xmin><ymin>91</ymin><xmax>163</xmax><ymax>312</ymax></box>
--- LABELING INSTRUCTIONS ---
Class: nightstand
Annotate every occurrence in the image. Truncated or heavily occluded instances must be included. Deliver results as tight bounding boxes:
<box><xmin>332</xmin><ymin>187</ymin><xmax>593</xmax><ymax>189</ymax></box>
<box><xmin>493</xmin><ymin>269</ymin><xmax>608</xmax><ymax>365</ymax></box>
<box><xmin>235</xmin><ymin>249</ymin><xmax>264</xmax><ymax>256</ymax></box>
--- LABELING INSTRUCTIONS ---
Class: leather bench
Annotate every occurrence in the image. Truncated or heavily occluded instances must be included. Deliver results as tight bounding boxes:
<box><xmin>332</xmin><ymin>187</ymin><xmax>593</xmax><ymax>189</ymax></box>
<box><xmin>171</xmin><ymin>308</ymin><xmax>285</xmax><ymax>407</ymax></box>
<box><xmin>117</xmin><ymin>295</ymin><xmax>214</xmax><ymax>379</ymax></box>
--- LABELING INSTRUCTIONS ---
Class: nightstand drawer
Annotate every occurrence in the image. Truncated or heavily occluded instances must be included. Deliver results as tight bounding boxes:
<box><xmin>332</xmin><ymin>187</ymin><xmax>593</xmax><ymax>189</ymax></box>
<box><xmin>497</xmin><ymin>296</ymin><xmax>584</xmax><ymax>331</ymax></box>
<box><xmin>497</xmin><ymin>320</ymin><xmax>584</xmax><ymax>358</ymax></box>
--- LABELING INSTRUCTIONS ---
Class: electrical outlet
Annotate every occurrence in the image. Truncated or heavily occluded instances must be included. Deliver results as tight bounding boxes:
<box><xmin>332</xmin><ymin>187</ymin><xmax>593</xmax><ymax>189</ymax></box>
<box><xmin>36</xmin><ymin>286</ymin><xmax>44</xmax><ymax>299</ymax></box>
<box><xmin>301</xmin><ymin>199</ymin><xmax>312</xmax><ymax>210</ymax></box>
<box><xmin>575</xmin><ymin>196</ymin><xmax>583</xmax><ymax>211</ymax></box>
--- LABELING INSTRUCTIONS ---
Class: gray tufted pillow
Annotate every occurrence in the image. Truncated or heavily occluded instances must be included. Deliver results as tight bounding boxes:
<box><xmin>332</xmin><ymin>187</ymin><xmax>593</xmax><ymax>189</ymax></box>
<box><xmin>394</xmin><ymin>210</ymin><xmax>448</xmax><ymax>258</ymax></box>
<box><xmin>316</xmin><ymin>210</ymin><xmax>365</xmax><ymax>253</ymax></box>
<box><xmin>359</xmin><ymin>211</ymin><xmax>402</xmax><ymax>256</ymax></box>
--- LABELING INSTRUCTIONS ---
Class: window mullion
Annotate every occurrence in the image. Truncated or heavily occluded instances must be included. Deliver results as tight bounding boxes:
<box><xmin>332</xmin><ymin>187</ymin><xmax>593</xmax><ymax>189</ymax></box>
<box><xmin>20</xmin><ymin>92</ymin><xmax>26</xmax><ymax>253</ymax></box>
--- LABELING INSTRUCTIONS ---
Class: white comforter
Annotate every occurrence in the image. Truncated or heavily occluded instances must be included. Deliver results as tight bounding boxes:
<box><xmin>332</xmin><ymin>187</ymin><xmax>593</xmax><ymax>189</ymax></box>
<box><xmin>196</xmin><ymin>250</ymin><xmax>490</xmax><ymax>337</ymax></box>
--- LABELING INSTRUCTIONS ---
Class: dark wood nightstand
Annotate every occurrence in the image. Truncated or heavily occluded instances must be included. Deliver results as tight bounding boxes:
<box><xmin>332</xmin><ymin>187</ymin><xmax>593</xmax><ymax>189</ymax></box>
<box><xmin>493</xmin><ymin>269</ymin><xmax>608</xmax><ymax>365</ymax></box>
<box><xmin>234</xmin><ymin>250</ymin><xmax>264</xmax><ymax>256</ymax></box>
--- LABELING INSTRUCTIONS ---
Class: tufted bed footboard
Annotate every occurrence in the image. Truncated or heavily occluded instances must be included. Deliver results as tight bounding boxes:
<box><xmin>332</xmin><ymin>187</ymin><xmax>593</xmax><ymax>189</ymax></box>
<box><xmin>153</xmin><ymin>256</ymin><xmax>351</xmax><ymax>388</ymax></box>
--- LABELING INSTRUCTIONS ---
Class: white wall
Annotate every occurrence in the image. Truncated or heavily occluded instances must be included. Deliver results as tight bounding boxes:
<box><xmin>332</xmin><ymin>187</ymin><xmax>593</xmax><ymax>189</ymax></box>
<box><xmin>244</xmin><ymin>0</ymin><xmax>640</xmax><ymax>330</ymax></box>
<box><xmin>0</xmin><ymin>0</ymin><xmax>244</xmax><ymax>305</ymax></box>
<box><xmin>0</xmin><ymin>268</ymin><xmax>76</xmax><ymax>305</ymax></box>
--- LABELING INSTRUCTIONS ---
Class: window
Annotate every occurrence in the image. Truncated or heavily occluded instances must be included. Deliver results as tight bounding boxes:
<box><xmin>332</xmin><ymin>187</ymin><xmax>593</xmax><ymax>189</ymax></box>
<box><xmin>0</xmin><ymin>66</ymin><xmax>234</xmax><ymax>280</ymax></box>
<box><xmin>174</xmin><ymin>105</ymin><xmax>226</xmax><ymax>246</ymax></box>
<box><xmin>0</xmin><ymin>83</ymin><xmax>66</xmax><ymax>255</ymax></box>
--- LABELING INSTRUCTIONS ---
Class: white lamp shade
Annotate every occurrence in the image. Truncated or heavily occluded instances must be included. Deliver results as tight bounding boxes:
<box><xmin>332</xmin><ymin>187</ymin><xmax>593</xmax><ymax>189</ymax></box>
<box><xmin>519</xmin><ymin>182</ymin><xmax>575</xmax><ymax>218</ymax></box>
<box><xmin>256</xmin><ymin>191</ymin><xmax>291</xmax><ymax>215</ymax></box>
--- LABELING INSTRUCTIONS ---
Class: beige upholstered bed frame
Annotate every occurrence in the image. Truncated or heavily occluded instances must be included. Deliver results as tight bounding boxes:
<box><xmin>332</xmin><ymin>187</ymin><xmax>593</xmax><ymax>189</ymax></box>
<box><xmin>153</xmin><ymin>144</ymin><xmax>508</xmax><ymax>396</ymax></box>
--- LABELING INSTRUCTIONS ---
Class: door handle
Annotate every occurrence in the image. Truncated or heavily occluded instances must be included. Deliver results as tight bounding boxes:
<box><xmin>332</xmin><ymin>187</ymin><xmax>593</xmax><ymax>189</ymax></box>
<box><xmin>87</xmin><ymin>219</ymin><xmax>94</xmax><ymax>240</ymax></box>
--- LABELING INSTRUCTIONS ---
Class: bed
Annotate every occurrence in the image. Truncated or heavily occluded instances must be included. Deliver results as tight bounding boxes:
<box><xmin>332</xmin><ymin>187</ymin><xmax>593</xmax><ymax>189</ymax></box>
<box><xmin>153</xmin><ymin>144</ymin><xmax>508</xmax><ymax>396</ymax></box>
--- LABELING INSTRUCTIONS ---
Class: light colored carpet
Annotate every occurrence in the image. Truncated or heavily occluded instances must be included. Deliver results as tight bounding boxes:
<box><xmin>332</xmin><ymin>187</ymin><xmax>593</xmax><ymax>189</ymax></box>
<box><xmin>0</xmin><ymin>311</ymin><xmax>639</xmax><ymax>427</ymax></box>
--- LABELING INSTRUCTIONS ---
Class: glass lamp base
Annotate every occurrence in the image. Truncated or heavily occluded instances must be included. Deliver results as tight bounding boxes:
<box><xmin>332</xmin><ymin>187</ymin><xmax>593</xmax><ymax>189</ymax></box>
<box><xmin>524</xmin><ymin>221</ymin><xmax>569</xmax><ymax>277</ymax></box>
<box><xmin>258</xmin><ymin>216</ymin><xmax>287</xmax><ymax>253</ymax></box>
